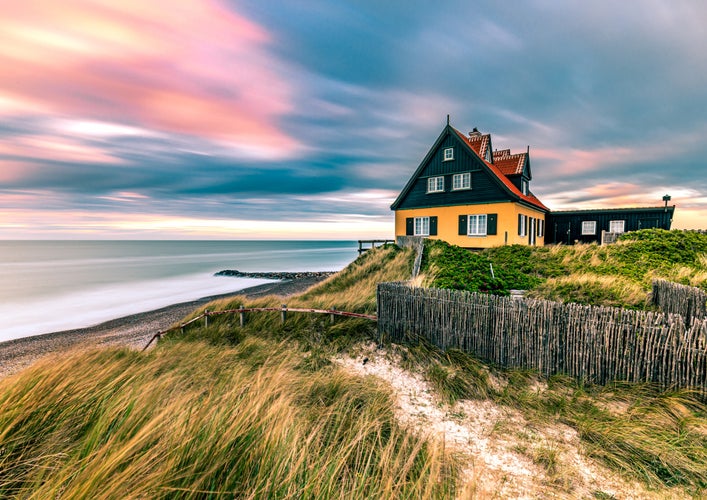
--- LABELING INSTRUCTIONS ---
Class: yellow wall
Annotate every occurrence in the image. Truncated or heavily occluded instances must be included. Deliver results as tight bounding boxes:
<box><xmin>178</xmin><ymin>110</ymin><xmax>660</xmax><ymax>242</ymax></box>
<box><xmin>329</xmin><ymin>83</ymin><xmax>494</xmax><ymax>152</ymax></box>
<box><xmin>394</xmin><ymin>202</ymin><xmax>546</xmax><ymax>248</ymax></box>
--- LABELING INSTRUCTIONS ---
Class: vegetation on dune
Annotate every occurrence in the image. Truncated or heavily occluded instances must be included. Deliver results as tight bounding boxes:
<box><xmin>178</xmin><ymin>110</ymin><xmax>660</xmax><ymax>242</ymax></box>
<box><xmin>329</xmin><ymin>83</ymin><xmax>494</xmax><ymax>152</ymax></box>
<box><xmin>0</xmin><ymin>339</ymin><xmax>455</xmax><ymax>498</ymax></box>
<box><xmin>392</xmin><ymin>340</ymin><xmax>707</xmax><ymax>493</ymax></box>
<box><xmin>424</xmin><ymin>229</ymin><xmax>707</xmax><ymax>308</ymax></box>
<box><xmin>3</xmin><ymin>238</ymin><xmax>707</xmax><ymax>496</ymax></box>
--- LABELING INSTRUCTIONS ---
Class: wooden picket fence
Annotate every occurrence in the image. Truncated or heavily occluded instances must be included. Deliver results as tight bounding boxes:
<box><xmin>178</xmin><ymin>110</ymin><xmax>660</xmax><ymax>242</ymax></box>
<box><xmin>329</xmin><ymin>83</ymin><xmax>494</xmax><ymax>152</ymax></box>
<box><xmin>652</xmin><ymin>279</ymin><xmax>707</xmax><ymax>325</ymax></box>
<box><xmin>377</xmin><ymin>282</ymin><xmax>707</xmax><ymax>395</ymax></box>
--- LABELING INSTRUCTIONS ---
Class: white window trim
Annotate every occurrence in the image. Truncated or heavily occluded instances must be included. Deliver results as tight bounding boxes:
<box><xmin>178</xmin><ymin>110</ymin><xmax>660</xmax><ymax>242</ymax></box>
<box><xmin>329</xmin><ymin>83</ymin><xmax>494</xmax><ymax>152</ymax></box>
<box><xmin>427</xmin><ymin>176</ymin><xmax>444</xmax><ymax>193</ymax></box>
<box><xmin>521</xmin><ymin>179</ymin><xmax>529</xmax><ymax>195</ymax></box>
<box><xmin>467</xmin><ymin>214</ymin><xmax>487</xmax><ymax>236</ymax></box>
<box><xmin>519</xmin><ymin>215</ymin><xmax>527</xmax><ymax>237</ymax></box>
<box><xmin>414</xmin><ymin>216</ymin><xmax>430</xmax><ymax>236</ymax></box>
<box><xmin>609</xmin><ymin>220</ymin><xmax>625</xmax><ymax>233</ymax></box>
<box><xmin>582</xmin><ymin>221</ymin><xmax>597</xmax><ymax>235</ymax></box>
<box><xmin>452</xmin><ymin>172</ymin><xmax>471</xmax><ymax>190</ymax></box>
<box><xmin>443</xmin><ymin>147</ymin><xmax>454</xmax><ymax>161</ymax></box>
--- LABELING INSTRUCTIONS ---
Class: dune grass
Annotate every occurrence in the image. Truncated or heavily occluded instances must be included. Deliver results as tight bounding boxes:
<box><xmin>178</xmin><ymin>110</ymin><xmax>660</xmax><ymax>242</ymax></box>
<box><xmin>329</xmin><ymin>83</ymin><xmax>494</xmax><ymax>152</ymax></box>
<box><xmin>0</xmin><ymin>338</ymin><xmax>456</xmax><ymax>498</ymax></box>
<box><xmin>424</xmin><ymin>229</ymin><xmax>707</xmax><ymax>308</ymax></box>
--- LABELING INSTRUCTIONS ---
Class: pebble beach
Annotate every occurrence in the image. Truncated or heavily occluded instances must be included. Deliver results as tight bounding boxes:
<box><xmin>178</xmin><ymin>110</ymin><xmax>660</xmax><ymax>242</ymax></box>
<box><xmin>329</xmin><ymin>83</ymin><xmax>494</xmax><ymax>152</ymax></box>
<box><xmin>0</xmin><ymin>275</ymin><xmax>328</xmax><ymax>379</ymax></box>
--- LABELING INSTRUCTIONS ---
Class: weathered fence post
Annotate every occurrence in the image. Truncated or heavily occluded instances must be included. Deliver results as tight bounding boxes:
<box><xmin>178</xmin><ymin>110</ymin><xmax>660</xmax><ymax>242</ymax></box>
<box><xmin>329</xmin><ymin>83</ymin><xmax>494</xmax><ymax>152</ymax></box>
<box><xmin>330</xmin><ymin>307</ymin><xmax>336</xmax><ymax>324</ymax></box>
<box><xmin>239</xmin><ymin>305</ymin><xmax>245</xmax><ymax>327</ymax></box>
<box><xmin>281</xmin><ymin>304</ymin><xmax>287</xmax><ymax>324</ymax></box>
<box><xmin>204</xmin><ymin>309</ymin><xmax>209</xmax><ymax>328</ymax></box>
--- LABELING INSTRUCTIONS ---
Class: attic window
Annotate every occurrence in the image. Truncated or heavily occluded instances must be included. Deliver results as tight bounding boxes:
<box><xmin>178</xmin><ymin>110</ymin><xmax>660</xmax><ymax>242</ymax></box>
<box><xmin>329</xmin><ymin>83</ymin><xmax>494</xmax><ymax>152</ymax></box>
<box><xmin>521</xmin><ymin>179</ymin><xmax>529</xmax><ymax>195</ymax></box>
<box><xmin>443</xmin><ymin>147</ymin><xmax>454</xmax><ymax>161</ymax></box>
<box><xmin>427</xmin><ymin>176</ymin><xmax>444</xmax><ymax>193</ymax></box>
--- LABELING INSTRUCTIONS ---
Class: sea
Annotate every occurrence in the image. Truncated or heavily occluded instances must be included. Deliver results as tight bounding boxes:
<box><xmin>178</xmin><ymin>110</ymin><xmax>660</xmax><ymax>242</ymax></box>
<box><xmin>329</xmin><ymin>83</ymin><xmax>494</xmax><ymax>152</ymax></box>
<box><xmin>0</xmin><ymin>240</ymin><xmax>359</xmax><ymax>343</ymax></box>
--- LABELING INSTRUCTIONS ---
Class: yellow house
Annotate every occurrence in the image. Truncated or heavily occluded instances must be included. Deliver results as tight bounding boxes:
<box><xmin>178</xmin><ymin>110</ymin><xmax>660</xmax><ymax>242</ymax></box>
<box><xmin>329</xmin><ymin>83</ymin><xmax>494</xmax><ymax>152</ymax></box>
<box><xmin>391</xmin><ymin>123</ymin><xmax>549</xmax><ymax>248</ymax></box>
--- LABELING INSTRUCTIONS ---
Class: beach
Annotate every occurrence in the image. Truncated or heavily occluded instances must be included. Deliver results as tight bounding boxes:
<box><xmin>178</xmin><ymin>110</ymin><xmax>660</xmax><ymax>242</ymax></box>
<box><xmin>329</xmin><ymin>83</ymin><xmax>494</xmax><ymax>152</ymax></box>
<box><xmin>0</xmin><ymin>275</ymin><xmax>327</xmax><ymax>379</ymax></box>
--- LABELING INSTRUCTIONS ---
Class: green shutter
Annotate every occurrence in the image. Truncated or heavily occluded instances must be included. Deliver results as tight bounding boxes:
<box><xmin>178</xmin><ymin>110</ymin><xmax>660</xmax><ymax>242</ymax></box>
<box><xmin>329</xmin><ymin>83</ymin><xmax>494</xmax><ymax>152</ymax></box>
<box><xmin>430</xmin><ymin>216</ymin><xmax>438</xmax><ymax>236</ymax></box>
<box><xmin>487</xmin><ymin>214</ymin><xmax>497</xmax><ymax>235</ymax></box>
<box><xmin>458</xmin><ymin>215</ymin><xmax>467</xmax><ymax>235</ymax></box>
<box><xmin>406</xmin><ymin>218</ymin><xmax>414</xmax><ymax>236</ymax></box>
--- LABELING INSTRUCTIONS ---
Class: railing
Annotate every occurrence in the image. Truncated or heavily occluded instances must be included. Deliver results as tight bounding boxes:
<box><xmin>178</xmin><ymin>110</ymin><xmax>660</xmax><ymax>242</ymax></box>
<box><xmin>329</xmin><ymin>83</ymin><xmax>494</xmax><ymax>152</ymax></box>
<box><xmin>143</xmin><ymin>305</ymin><xmax>377</xmax><ymax>351</ymax></box>
<box><xmin>358</xmin><ymin>240</ymin><xmax>395</xmax><ymax>253</ymax></box>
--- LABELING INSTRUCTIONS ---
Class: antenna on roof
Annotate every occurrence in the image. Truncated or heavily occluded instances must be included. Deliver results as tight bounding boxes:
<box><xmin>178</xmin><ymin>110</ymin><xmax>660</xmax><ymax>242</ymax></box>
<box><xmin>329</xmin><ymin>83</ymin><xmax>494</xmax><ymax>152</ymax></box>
<box><xmin>446</xmin><ymin>114</ymin><xmax>450</xmax><ymax>125</ymax></box>
<box><xmin>527</xmin><ymin>145</ymin><xmax>530</xmax><ymax>154</ymax></box>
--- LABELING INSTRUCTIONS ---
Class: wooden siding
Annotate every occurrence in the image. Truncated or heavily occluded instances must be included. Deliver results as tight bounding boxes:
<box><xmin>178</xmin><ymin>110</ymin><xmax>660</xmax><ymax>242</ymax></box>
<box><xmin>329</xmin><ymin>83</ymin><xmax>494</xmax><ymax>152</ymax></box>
<box><xmin>394</xmin><ymin>131</ymin><xmax>511</xmax><ymax>210</ymax></box>
<box><xmin>546</xmin><ymin>207</ymin><xmax>675</xmax><ymax>244</ymax></box>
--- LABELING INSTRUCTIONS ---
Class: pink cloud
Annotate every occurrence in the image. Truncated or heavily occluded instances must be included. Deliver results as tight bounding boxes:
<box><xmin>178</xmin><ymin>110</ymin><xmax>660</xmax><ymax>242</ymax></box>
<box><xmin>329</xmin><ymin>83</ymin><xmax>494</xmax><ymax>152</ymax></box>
<box><xmin>0</xmin><ymin>0</ymin><xmax>300</xmax><ymax>158</ymax></box>
<box><xmin>0</xmin><ymin>135</ymin><xmax>123</xmax><ymax>164</ymax></box>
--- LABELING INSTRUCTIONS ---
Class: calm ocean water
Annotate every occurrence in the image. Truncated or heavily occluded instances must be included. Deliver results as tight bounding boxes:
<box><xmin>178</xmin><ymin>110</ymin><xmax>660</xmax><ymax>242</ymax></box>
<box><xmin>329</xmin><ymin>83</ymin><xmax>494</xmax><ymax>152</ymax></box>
<box><xmin>0</xmin><ymin>240</ymin><xmax>358</xmax><ymax>342</ymax></box>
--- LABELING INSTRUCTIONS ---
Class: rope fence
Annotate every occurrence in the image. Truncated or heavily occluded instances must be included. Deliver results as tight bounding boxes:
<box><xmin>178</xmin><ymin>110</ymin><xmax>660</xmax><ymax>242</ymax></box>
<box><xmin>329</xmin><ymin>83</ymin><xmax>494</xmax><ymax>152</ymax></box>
<box><xmin>143</xmin><ymin>305</ymin><xmax>377</xmax><ymax>351</ymax></box>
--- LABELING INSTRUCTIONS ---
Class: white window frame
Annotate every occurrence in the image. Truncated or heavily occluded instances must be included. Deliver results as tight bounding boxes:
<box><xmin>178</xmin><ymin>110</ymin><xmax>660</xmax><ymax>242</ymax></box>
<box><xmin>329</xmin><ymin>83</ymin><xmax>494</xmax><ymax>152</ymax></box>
<box><xmin>427</xmin><ymin>176</ymin><xmax>444</xmax><ymax>193</ymax></box>
<box><xmin>443</xmin><ymin>147</ymin><xmax>454</xmax><ymax>161</ymax></box>
<box><xmin>414</xmin><ymin>216</ymin><xmax>430</xmax><ymax>236</ymax></box>
<box><xmin>521</xmin><ymin>179</ymin><xmax>529</xmax><ymax>195</ymax></box>
<box><xmin>467</xmin><ymin>214</ymin><xmax>487</xmax><ymax>236</ymax></box>
<box><xmin>452</xmin><ymin>172</ymin><xmax>471</xmax><ymax>190</ymax></box>
<box><xmin>609</xmin><ymin>220</ymin><xmax>625</xmax><ymax>233</ymax></box>
<box><xmin>519</xmin><ymin>214</ymin><xmax>527</xmax><ymax>237</ymax></box>
<box><xmin>581</xmin><ymin>221</ymin><xmax>597</xmax><ymax>235</ymax></box>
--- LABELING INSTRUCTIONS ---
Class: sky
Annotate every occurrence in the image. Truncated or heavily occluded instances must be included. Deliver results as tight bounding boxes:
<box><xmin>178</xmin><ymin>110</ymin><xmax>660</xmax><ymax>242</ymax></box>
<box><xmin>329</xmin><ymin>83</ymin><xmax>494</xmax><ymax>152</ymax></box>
<box><xmin>1</xmin><ymin>0</ymin><xmax>705</xmax><ymax>239</ymax></box>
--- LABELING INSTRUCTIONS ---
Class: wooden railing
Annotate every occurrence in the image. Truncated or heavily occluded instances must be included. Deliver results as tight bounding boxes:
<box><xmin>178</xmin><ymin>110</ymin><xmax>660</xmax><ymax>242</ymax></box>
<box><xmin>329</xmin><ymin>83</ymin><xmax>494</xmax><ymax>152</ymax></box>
<box><xmin>143</xmin><ymin>305</ymin><xmax>377</xmax><ymax>351</ymax></box>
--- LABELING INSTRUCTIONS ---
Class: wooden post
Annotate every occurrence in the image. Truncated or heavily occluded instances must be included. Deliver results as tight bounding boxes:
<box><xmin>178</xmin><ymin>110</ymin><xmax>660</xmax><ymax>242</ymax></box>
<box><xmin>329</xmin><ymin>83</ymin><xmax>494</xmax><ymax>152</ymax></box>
<box><xmin>330</xmin><ymin>307</ymin><xmax>336</xmax><ymax>324</ymax></box>
<box><xmin>204</xmin><ymin>309</ymin><xmax>209</xmax><ymax>328</ymax></box>
<box><xmin>239</xmin><ymin>305</ymin><xmax>245</xmax><ymax>328</ymax></box>
<box><xmin>281</xmin><ymin>304</ymin><xmax>287</xmax><ymax>324</ymax></box>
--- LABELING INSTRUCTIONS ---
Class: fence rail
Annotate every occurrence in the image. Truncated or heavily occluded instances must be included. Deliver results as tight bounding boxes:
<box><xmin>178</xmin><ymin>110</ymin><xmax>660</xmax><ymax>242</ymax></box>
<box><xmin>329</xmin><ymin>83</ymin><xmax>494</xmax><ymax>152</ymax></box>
<box><xmin>377</xmin><ymin>282</ymin><xmax>707</xmax><ymax>395</ymax></box>
<box><xmin>652</xmin><ymin>279</ymin><xmax>707</xmax><ymax>325</ymax></box>
<box><xmin>143</xmin><ymin>306</ymin><xmax>377</xmax><ymax>351</ymax></box>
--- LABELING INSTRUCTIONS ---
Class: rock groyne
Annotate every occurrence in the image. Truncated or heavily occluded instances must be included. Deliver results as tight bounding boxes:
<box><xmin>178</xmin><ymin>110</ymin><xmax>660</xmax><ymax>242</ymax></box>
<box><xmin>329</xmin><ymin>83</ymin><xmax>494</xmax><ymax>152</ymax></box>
<box><xmin>215</xmin><ymin>270</ymin><xmax>335</xmax><ymax>280</ymax></box>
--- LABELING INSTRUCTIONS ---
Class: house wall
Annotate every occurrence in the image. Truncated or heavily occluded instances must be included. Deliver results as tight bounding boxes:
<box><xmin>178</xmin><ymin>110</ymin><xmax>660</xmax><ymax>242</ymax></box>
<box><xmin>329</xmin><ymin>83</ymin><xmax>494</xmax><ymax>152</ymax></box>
<box><xmin>394</xmin><ymin>202</ymin><xmax>546</xmax><ymax>249</ymax></box>
<box><xmin>546</xmin><ymin>207</ymin><xmax>675</xmax><ymax>244</ymax></box>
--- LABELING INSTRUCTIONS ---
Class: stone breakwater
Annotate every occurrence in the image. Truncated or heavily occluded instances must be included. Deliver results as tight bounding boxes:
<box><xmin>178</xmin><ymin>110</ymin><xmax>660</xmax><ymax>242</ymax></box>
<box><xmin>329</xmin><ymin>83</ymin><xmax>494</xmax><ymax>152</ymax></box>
<box><xmin>215</xmin><ymin>270</ymin><xmax>336</xmax><ymax>280</ymax></box>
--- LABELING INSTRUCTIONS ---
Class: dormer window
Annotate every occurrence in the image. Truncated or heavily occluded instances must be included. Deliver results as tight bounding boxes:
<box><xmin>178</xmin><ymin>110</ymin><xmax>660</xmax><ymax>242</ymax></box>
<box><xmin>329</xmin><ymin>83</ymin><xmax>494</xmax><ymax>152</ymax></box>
<box><xmin>443</xmin><ymin>147</ymin><xmax>454</xmax><ymax>161</ymax></box>
<box><xmin>427</xmin><ymin>176</ymin><xmax>444</xmax><ymax>193</ymax></box>
<box><xmin>521</xmin><ymin>179</ymin><xmax>529</xmax><ymax>195</ymax></box>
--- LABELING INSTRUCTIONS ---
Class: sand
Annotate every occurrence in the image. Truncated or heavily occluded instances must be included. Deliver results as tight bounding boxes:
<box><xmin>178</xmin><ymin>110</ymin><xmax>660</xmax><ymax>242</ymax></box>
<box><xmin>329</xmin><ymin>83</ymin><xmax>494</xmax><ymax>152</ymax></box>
<box><xmin>0</xmin><ymin>276</ymin><xmax>326</xmax><ymax>379</ymax></box>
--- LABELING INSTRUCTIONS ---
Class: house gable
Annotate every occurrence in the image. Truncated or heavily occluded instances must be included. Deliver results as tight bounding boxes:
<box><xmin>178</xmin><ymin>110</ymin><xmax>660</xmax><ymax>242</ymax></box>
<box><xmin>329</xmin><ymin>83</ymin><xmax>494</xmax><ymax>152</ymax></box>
<box><xmin>391</xmin><ymin>125</ymin><xmax>548</xmax><ymax>213</ymax></box>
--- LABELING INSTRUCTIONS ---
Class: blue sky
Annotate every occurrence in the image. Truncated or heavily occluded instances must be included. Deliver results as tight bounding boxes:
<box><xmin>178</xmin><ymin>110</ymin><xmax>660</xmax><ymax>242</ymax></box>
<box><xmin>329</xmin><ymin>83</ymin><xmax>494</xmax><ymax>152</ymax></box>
<box><xmin>1</xmin><ymin>0</ymin><xmax>705</xmax><ymax>238</ymax></box>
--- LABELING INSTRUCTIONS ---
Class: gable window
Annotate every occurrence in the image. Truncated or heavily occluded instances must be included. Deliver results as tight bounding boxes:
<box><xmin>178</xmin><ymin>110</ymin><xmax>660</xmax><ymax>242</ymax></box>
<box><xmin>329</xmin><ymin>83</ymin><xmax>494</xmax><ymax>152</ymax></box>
<box><xmin>467</xmin><ymin>214</ymin><xmax>487</xmax><ymax>236</ymax></box>
<box><xmin>452</xmin><ymin>172</ymin><xmax>471</xmax><ymax>190</ymax></box>
<box><xmin>609</xmin><ymin>220</ymin><xmax>625</xmax><ymax>233</ymax></box>
<box><xmin>582</xmin><ymin>221</ymin><xmax>597</xmax><ymax>235</ymax></box>
<box><xmin>443</xmin><ymin>147</ymin><xmax>454</xmax><ymax>161</ymax></box>
<box><xmin>414</xmin><ymin>216</ymin><xmax>430</xmax><ymax>236</ymax></box>
<box><xmin>427</xmin><ymin>176</ymin><xmax>444</xmax><ymax>193</ymax></box>
<box><xmin>521</xmin><ymin>179</ymin><xmax>529</xmax><ymax>195</ymax></box>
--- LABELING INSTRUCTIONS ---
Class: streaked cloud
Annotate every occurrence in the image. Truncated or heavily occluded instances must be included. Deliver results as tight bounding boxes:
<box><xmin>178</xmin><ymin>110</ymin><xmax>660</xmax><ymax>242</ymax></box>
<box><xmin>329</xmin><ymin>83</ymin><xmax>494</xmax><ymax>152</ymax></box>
<box><xmin>0</xmin><ymin>0</ymin><xmax>705</xmax><ymax>237</ymax></box>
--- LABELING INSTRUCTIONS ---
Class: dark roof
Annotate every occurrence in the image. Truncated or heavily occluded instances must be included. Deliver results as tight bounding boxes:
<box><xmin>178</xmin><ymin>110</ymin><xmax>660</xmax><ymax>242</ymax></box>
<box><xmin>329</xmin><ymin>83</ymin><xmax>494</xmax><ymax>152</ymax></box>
<box><xmin>549</xmin><ymin>206</ymin><xmax>675</xmax><ymax>215</ymax></box>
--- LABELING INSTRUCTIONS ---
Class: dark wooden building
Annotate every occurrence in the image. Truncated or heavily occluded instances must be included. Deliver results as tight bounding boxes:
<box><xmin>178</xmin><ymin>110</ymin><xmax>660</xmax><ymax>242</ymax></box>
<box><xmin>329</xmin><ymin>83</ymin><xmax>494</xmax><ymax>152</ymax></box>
<box><xmin>546</xmin><ymin>206</ymin><xmax>676</xmax><ymax>245</ymax></box>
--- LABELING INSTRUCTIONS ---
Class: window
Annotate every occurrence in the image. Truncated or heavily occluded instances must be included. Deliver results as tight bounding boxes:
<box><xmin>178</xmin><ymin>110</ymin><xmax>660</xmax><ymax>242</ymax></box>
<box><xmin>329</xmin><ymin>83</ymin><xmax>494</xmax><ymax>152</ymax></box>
<box><xmin>537</xmin><ymin>219</ymin><xmax>545</xmax><ymax>238</ymax></box>
<box><xmin>443</xmin><ymin>147</ymin><xmax>454</xmax><ymax>161</ymax></box>
<box><xmin>581</xmin><ymin>221</ymin><xmax>597</xmax><ymax>235</ymax></box>
<box><xmin>427</xmin><ymin>176</ymin><xmax>444</xmax><ymax>193</ymax></box>
<box><xmin>467</xmin><ymin>214</ymin><xmax>487</xmax><ymax>236</ymax></box>
<box><xmin>521</xmin><ymin>179</ymin><xmax>529</xmax><ymax>195</ymax></box>
<box><xmin>609</xmin><ymin>220</ymin><xmax>625</xmax><ymax>233</ymax></box>
<box><xmin>452</xmin><ymin>172</ymin><xmax>471</xmax><ymax>190</ymax></box>
<box><xmin>518</xmin><ymin>214</ymin><xmax>527</xmax><ymax>237</ymax></box>
<box><xmin>414</xmin><ymin>216</ymin><xmax>430</xmax><ymax>236</ymax></box>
